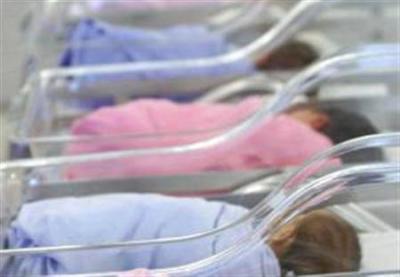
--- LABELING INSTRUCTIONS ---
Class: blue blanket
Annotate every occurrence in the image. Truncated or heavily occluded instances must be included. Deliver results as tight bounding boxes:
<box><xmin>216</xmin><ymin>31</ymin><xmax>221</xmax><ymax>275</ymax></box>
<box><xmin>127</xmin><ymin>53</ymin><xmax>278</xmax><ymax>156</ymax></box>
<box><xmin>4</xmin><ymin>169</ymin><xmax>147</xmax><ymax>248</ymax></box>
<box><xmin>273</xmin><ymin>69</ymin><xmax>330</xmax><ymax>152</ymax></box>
<box><xmin>59</xmin><ymin>19</ymin><xmax>254</xmax><ymax>106</ymax></box>
<box><xmin>2</xmin><ymin>194</ymin><xmax>279</xmax><ymax>276</ymax></box>
<box><xmin>61</xmin><ymin>19</ymin><xmax>254</xmax><ymax>79</ymax></box>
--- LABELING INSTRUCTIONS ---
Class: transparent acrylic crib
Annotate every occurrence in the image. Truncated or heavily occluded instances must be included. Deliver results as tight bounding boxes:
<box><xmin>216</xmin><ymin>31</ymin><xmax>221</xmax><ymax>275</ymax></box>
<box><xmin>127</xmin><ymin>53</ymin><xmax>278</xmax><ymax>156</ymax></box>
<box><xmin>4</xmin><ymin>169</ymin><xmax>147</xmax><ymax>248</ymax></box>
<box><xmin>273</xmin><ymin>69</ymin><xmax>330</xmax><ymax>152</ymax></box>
<box><xmin>0</xmin><ymin>133</ymin><xmax>399</xmax><ymax>276</ymax></box>
<box><xmin>21</xmin><ymin>0</ymin><xmax>399</xmax><ymax>73</ymax></box>
<box><xmin>8</xmin><ymin>44</ymin><xmax>400</xmax><ymax>161</ymax></box>
<box><xmin>18</xmin><ymin>0</ymin><xmax>344</xmax><ymax>87</ymax></box>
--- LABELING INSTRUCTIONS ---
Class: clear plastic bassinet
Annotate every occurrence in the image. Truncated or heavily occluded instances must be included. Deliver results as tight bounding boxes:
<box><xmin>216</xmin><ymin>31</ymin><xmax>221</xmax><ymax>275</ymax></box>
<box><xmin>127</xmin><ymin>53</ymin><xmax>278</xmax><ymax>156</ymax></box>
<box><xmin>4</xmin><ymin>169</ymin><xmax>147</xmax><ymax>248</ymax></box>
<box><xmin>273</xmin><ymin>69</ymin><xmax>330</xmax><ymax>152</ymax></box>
<box><xmin>0</xmin><ymin>133</ymin><xmax>399</xmax><ymax>276</ymax></box>
<box><xmin>7</xmin><ymin>43</ymin><xmax>399</xmax><ymax>173</ymax></box>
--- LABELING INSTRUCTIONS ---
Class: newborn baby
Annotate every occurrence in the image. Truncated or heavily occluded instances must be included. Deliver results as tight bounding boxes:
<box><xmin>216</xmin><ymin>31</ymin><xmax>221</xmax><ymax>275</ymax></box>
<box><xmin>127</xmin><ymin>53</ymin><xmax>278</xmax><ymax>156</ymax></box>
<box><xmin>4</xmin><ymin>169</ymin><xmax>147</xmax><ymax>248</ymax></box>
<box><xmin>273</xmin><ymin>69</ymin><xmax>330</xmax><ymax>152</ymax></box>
<box><xmin>65</xmin><ymin>97</ymin><xmax>381</xmax><ymax>179</ymax></box>
<box><xmin>2</xmin><ymin>194</ymin><xmax>361</xmax><ymax>277</ymax></box>
<box><xmin>64</xmin><ymin>98</ymin><xmax>335</xmax><ymax>179</ymax></box>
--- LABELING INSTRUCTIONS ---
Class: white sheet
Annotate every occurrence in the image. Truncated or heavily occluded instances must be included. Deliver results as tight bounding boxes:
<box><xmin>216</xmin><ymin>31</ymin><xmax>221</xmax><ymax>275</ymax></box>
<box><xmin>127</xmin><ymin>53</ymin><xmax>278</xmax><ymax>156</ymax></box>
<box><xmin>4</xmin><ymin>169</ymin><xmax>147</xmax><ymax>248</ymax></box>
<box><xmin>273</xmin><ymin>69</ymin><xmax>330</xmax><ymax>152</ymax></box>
<box><xmin>360</xmin><ymin>231</ymin><xmax>400</xmax><ymax>271</ymax></box>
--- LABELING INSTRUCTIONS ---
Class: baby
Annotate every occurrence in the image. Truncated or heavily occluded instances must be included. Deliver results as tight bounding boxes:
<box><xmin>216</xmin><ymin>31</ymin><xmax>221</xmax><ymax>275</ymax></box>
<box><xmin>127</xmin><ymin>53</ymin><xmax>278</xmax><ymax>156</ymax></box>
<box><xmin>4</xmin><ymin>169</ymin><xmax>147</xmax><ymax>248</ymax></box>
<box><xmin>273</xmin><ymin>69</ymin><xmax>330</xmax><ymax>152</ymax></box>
<box><xmin>2</xmin><ymin>194</ymin><xmax>361</xmax><ymax>277</ymax></box>
<box><xmin>65</xmin><ymin>96</ymin><xmax>381</xmax><ymax>180</ymax></box>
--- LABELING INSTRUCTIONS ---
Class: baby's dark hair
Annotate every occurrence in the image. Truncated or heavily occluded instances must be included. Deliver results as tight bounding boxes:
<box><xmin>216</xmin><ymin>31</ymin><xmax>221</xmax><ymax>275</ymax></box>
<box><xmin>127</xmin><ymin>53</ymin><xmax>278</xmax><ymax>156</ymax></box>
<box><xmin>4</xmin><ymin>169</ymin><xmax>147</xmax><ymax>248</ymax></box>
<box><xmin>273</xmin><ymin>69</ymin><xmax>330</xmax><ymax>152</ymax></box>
<box><xmin>256</xmin><ymin>40</ymin><xmax>319</xmax><ymax>70</ymax></box>
<box><xmin>319</xmin><ymin>106</ymin><xmax>384</xmax><ymax>163</ymax></box>
<box><xmin>256</xmin><ymin>41</ymin><xmax>320</xmax><ymax>98</ymax></box>
<box><xmin>278</xmin><ymin>210</ymin><xmax>362</xmax><ymax>276</ymax></box>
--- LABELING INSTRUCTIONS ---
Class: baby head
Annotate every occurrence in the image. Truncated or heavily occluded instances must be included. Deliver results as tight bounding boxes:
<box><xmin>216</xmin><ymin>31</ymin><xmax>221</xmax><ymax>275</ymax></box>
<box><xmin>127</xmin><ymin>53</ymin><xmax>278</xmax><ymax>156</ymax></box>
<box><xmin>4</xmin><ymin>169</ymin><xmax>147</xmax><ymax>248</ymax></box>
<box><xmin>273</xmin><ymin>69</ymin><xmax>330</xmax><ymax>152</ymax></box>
<box><xmin>285</xmin><ymin>103</ymin><xmax>384</xmax><ymax>163</ymax></box>
<box><xmin>256</xmin><ymin>40</ymin><xmax>319</xmax><ymax>71</ymax></box>
<box><xmin>268</xmin><ymin>209</ymin><xmax>361</xmax><ymax>275</ymax></box>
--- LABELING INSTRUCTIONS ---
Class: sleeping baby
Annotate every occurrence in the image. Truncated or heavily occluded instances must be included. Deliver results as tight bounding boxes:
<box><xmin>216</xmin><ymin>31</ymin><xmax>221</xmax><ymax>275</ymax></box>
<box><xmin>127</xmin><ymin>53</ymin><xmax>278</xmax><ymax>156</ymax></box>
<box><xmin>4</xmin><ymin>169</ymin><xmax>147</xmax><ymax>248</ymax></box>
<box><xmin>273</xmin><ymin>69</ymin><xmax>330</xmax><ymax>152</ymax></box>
<box><xmin>1</xmin><ymin>194</ymin><xmax>361</xmax><ymax>277</ymax></box>
<box><xmin>64</xmin><ymin>98</ymin><xmax>381</xmax><ymax>179</ymax></box>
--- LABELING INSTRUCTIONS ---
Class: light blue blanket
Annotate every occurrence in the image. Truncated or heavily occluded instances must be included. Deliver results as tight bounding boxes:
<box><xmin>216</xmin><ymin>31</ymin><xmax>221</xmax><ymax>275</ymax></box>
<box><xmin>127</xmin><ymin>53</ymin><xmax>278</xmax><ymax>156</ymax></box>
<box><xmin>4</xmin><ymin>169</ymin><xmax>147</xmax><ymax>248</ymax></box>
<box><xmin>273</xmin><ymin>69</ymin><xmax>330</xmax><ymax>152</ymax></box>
<box><xmin>2</xmin><ymin>194</ymin><xmax>279</xmax><ymax>276</ymax></box>
<box><xmin>61</xmin><ymin>19</ymin><xmax>254</xmax><ymax>79</ymax></box>
<box><xmin>59</xmin><ymin>19</ymin><xmax>254</xmax><ymax>107</ymax></box>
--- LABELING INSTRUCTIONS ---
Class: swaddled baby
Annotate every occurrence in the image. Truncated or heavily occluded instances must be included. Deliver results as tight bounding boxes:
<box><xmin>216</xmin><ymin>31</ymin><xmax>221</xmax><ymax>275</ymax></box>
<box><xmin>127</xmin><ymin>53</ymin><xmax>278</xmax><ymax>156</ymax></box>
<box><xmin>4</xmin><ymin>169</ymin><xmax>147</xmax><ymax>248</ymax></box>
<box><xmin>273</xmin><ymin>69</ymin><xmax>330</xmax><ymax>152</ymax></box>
<box><xmin>64</xmin><ymin>98</ymin><xmax>336</xmax><ymax>179</ymax></box>
<box><xmin>2</xmin><ymin>194</ymin><xmax>360</xmax><ymax>277</ymax></box>
<box><xmin>64</xmin><ymin>97</ymin><xmax>382</xmax><ymax>179</ymax></box>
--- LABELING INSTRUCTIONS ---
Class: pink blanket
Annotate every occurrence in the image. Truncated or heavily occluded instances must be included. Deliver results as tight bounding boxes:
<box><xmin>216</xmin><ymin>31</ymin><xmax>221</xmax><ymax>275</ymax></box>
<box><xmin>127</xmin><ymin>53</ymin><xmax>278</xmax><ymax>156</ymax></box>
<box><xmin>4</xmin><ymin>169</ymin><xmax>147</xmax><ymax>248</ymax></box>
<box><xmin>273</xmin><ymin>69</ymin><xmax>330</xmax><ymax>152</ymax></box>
<box><xmin>65</xmin><ymin>98</ymin><xmax>334</xmax><ymax>179</ymax></box>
